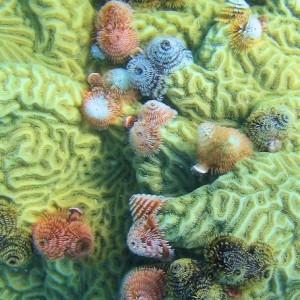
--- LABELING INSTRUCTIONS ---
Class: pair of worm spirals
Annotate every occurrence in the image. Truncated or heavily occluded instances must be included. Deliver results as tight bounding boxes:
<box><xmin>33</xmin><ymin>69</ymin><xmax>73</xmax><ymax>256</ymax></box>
<box><xmin>204</xmin><ymin>236</ymin><xmax>275</xmax><ymax>288</ymax></box>
<box><xmin>126</xmin><ymin>36</ymin><xmax>193</xmax><ymax>100</ymax></box>
<box><xmin>129</xmin><ymin>100</ymin><xmax>178</xmax><ymax>156</ymax></box>
<box><xmin>95</xmin><ymin>1</ymin><xmax>139</xmax><ymax>62</ymax></box>
<box><xmin>32</xmin><ymin>208</ymin><xmax>94</xmax><ymax>260</ymax></box>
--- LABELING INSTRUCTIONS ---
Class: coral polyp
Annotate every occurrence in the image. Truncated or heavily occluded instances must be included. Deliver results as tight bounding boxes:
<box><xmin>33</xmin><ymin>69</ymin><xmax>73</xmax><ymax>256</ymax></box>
<box><xmin>230</xmin><ymin>14</ymin><xmax>265</xmax><ymax>53</ymax></box>
<box><xmin>129</xmin><ymin>121</ymin><xmax>161</xmax><ymax>156</ymax></box>
<box><xmin>138</xmin><ymin>100</ymin><xmax>178</xmax><ymax>127</ymax></box>
<box><xmin>193</xmin><ymin>122</ymin><xmax>253</xmax><ymax>174</ymax></box>
<box><xmin>120</xmin><ymin>267</ymin><xmax>166</xmax><ymax>300</ymax></box>
<box><xmin>126</xmin><ymin>54</ymin><xmax>167</xmax><ymax>99</ymax></box>
<box><xmin>245</xmin><ymin>106</ymin><xmax>293</xmax><ymax>152</ymax></box>
<box><xmin>81</xmin><ymin>88</ymin><xmax>121</xmax><ymax>129</ymax></box>
<box><xmin>145</xmin><ymin>36</ymin><xmax>193</xmax><ymax>75</ymax></box>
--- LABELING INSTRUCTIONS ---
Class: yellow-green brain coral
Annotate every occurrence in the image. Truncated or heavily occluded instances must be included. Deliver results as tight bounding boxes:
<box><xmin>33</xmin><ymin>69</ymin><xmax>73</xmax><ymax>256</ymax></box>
<box><xmin>0</xmin><ymin>0</ymin><xmax>139</xmax><ymax>298</ymax></box>
<box><xmin>0</xmin><ymin>0</ymin><xmax>300</xmax><ymax>299</ymax></box>
<box><xmin>132</xmin><ymin>0</ymin><xmax>300</xmax><ymax>299</ymax></box>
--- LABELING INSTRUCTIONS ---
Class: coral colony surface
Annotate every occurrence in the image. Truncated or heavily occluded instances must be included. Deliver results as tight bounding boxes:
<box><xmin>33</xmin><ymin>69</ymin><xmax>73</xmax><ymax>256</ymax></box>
<box><xmin>0</xmin><ymin>0</ymin><xmax>299</xmax><ymax>299</ymax></box>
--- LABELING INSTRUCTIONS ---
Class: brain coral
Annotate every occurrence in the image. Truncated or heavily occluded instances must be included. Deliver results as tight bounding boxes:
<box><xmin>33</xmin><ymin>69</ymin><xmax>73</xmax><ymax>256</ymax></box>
<box><xmin>156</xmin><ymin>151</ymin><xmax>300</xmax><ymax>299</ymax></box>
<box><xmin>131</xmin><ymin>0</ymin><xmax>300</xmax><ymax>299</ymax></box>
<box><xmin>1</xmin><ymin>0</ymin><xmax>300</xmax><ymax>299</ymax></box>
<box><xmin>0</xmin><ymin>0</ymin><xmax>139</xmax><ymax>298</ymax></box>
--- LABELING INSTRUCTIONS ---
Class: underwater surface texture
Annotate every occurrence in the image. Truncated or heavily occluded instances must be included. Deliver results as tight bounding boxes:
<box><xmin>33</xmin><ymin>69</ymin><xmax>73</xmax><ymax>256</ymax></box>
<box><xmin>0</xmin><ymin>0</ymin><xmax>299</xmax><ymax>299</ymax></box>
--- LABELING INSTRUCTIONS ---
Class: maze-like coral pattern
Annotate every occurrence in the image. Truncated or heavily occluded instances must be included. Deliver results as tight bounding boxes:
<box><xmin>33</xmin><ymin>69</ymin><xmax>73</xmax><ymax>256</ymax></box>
<box><xmin>0</xmin><ymin>89</ymin><xmax>138</xmax><ymax>299</ymax></box>
<box><xmin>132</xmin><ymin>3</ymin><xmax>300</xmax><ymax>192</ymax></box>
<box><xmin>1</xmin><ymin>0</ymin><xmax>300</xmax><ymax>299</ymax></box>
<box><xmin>156</xmin><ymin>151</ymin><xmax>300</xmax><ymax>298</ymax></box>
<box><xmin>130</xmin><ymin>0</ymin><xmax>300</xmax><ymax>219</ymax></box>
<box><xmin>0</xmin><ymin>0</ymin><xmax>139</xmax><ymax>299</ymax></box>
<box><xmin>132</xmin><ymin>0</ymin><xmax>224</xmax><ymax>50</ymax></box>
<box><xmin>0</xmin><ymin>62</ymin><xmax>83</xmax><ymax>123</ymax></box>
<box><xmin>133</xmin><ymin>0</ymin><xmax>300</xmax><ymax>125</ymax></box>
<box><xmin>103</xmin><ymin>0</ymin><xmax>300</xmax><ymax>298</ymax></box>
<box><xmin>0</xmin><ymin>0</ymin><xmax>93</xmax><ymax>78</ymax></box>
